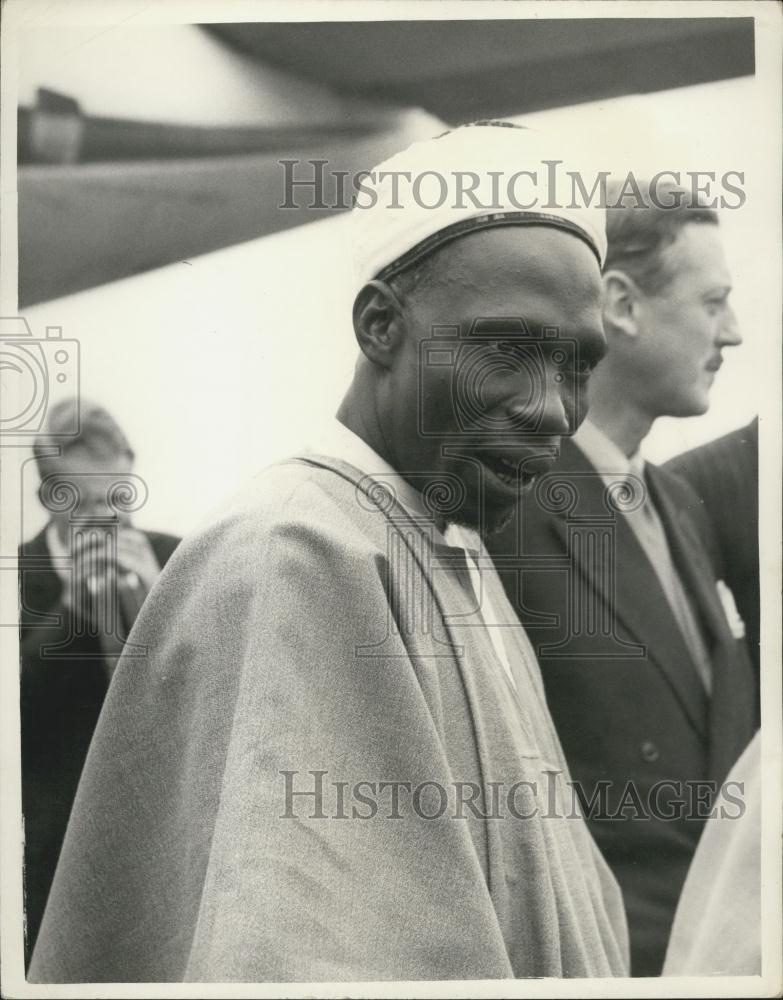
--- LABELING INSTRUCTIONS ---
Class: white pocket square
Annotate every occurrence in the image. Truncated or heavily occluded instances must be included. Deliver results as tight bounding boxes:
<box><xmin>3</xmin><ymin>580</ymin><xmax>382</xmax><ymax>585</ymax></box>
<box><xmin>716</xmin><ymin>579</ymin><xmax>746</xmax><ymax>639</ymax></box>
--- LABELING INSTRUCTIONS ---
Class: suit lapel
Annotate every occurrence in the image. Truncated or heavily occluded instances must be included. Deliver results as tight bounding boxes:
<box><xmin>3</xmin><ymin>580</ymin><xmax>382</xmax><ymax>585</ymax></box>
<box><xmin>19</xmin><ymin>527</ymin><xmax>63</xmax><ymax>629</ymax></box>
<box><xmin>646</xmin><ymin>467</ymin><xmax>728</xmax><ymax>645</ymax></box>
<box><xmin>544</xmin><ymin>443</ymin><xmax>709</xmax><ymax>739</ymax></box>
<box><xmin>647</xmin><ymin>465</ymin><xmax>756</xmax><ymax>780</ymax></box>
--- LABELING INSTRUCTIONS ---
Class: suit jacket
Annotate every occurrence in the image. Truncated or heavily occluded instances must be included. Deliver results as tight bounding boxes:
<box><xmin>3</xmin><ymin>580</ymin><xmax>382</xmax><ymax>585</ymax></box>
<box><xmin>19</xmin><ymin>525</ymin><xmax>180</xmax><ymax>964</ymax></box>
<box><xmin>664</xmin><ymin>418</ymin><xmax>759</xmax><ymax>710</ymax></box>
<box><xmin>487</xmin><ymin>439</ymin><xmax>756</xmax><ymax>977</ymax></box>
<box><xmin>29</xmin><ymin>456</ymin><xmax>628</xmax><ymax>982</ymax></box>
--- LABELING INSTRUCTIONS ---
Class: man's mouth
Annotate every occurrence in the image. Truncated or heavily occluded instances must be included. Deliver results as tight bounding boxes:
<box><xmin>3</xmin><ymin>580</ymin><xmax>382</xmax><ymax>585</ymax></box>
<box><xmin>477</xmin><ymin>450</ymin><xmax>558</xmax><ymax>491</ymax></box>
<box><xmin>705</xmin><ymin>355</ymin><xmax>723</xmax><ymax>373</ymax></box>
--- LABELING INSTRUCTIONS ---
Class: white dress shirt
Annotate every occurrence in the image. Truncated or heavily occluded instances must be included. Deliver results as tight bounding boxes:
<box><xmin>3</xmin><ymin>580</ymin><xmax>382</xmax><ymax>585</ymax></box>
<box><xmin>574</xmin><ymin>419</ymin><xmax>712</xmax><ymax>693</ymax></box>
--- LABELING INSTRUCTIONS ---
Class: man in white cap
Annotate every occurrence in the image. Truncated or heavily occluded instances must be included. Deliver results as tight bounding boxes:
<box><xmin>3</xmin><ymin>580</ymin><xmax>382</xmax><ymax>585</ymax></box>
<box><xmin>30</xmin><ymin>122</ymin><xmax>628</xmax><ymax>983</ymax></box>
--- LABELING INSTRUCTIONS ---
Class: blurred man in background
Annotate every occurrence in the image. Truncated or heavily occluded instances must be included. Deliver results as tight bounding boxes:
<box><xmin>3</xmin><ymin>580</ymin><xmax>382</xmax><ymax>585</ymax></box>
<box><xmin>665</xmin><ymin>417</ymin><xmax>760</xmax><ymax>719</ymax></box>
<box><xmin>487</xmin><ymin>181</ymin><xmax>756</xmax><ymax>975</ymax></box>
<box><xmin>19</xmin><ymin>399</ymin><xmax>179</xmax><ymax>962</ymax></box>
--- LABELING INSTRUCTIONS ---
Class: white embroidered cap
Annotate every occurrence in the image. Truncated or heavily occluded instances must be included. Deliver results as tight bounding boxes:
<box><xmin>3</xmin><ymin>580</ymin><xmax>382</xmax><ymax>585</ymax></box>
<box><xmin>351</xmin><ymin>121</ymin><xmax>607</xmax><ymax>292</ymax></box>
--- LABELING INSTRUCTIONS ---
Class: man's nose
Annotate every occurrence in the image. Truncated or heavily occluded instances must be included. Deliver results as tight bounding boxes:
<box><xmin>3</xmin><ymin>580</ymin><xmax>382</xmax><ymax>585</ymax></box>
<box><xmin>718</xmin><ymin>304</ymin><xmax>742</xmax><ymax>347</ymax></box>
<box><xmin>507</xmin><ymin>373</ymin><xmax>570</xmax><ymax>436</ymax></box>
<box><xmin>80</xmin><ymin>496</ymin><xmax>112</xmax><ymax>518</ymax></box>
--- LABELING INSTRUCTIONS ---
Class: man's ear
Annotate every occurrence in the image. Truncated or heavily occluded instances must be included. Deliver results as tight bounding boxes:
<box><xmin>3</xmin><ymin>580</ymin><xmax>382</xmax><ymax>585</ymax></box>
<box><xmin>352</xmin><ymin>279</ymin><xmax>407</xmax><ymax>368</ymax></box>
<box><xmin>602</xmin><ymin>269</ymin><xmax>642</xmax><ymax>339</ymax></box>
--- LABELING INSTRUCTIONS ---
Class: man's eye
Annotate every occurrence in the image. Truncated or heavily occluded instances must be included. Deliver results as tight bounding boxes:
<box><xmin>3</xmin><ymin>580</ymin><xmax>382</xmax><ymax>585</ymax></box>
<box><xmin>552</xmin><ymin>353</ymin><xmax>594</xmax><ymax>376</ymax></box>
<box><xmin>495</xmin><ymin>340</ymin><xmax>531</xmax><ymax>366</ymax></box>
<box><xmin>494</xmin><ymin>342</ymin><xmax>525</xmax><ymax>358</ymax></box>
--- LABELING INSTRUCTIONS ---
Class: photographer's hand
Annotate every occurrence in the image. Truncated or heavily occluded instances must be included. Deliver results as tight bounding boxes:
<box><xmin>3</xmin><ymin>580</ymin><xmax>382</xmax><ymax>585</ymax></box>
<box><xmin>65</xmin><ymin>533</ymin><xmax>114</xmax><ymax>624</ymax></box>
<box><xmin>116</xmin><ymin>529</ymin><xmax>161</xmax><ymax>593</ymax></box>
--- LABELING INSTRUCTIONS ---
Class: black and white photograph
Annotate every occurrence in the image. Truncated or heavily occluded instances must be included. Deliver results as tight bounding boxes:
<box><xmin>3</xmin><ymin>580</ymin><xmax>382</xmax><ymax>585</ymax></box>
<box><xmin>0</xmin><ymin>1</ymin><xmax>781</xmax><ymax>996</ymax></box>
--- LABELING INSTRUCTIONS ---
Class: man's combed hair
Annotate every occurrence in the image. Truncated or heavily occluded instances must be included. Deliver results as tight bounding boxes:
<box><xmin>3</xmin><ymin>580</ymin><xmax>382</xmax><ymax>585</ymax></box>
<box><xmin>33</xmin><ymin>399</ymin><xmax>135</xmax><ymax>479</ymax></box>
<box><xmin>604</xmin><ymin>179</ymin><xmax>719</xmax><ymax>294</ymax></box>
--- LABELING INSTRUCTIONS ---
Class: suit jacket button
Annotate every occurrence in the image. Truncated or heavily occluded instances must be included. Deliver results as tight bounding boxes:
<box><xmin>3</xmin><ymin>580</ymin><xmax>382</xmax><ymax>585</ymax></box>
<box><xmin>641</xmin><ymin>740</ymin><xmax>660</xmax><ymax>763</ymax></box>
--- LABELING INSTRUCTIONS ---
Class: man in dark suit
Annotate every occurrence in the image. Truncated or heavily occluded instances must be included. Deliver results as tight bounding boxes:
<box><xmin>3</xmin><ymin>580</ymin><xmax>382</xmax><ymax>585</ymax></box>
<box><xmin>19</xmin><ymin>400</ymin><xmax>179</xmax><ymax>963</ymax></box>
<box><xmin>665</xmin><ymin>418</ymin><xmax>760</xmax><ymax>712</ymax></box>
<box><xmin>487</xmin><ymin>181</ymin><xmax>756</xmax><ymax>976</ymax></box>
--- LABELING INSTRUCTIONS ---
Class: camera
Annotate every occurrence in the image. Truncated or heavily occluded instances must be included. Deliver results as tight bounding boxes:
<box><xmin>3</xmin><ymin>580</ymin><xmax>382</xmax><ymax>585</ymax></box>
<box><xmin>0</xmin><ymin>317</ymin><xmax>80</xmax><ymax>437</ymax></box>
<box><xmin>418</xmin><ymin>318</ymin><xmax>580</xmax><ymax>440</ymax></box>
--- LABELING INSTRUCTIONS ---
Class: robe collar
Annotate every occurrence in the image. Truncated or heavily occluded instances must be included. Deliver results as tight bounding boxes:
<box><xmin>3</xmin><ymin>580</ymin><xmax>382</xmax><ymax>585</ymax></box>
<box><xmin>306</xmin><ymin>418</ymin><xmax>482</xmax><ymax>559</ymax></box>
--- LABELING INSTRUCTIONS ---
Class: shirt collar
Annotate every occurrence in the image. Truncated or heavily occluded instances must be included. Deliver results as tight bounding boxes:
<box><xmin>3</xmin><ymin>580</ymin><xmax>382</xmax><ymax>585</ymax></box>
<box><xmin>45</xmin><ymin>520</ymin><xmax>68</xmax><ymax>558</ymax></box>
<box><xmin>573</xmin><ymin>418</ymin><xmax>645</xmax><ymax>481</ymax></box>
<box><xmin>45</xmin><ymin>520</ymin><xmax>71</xmax><ymax>586</ymax></box>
